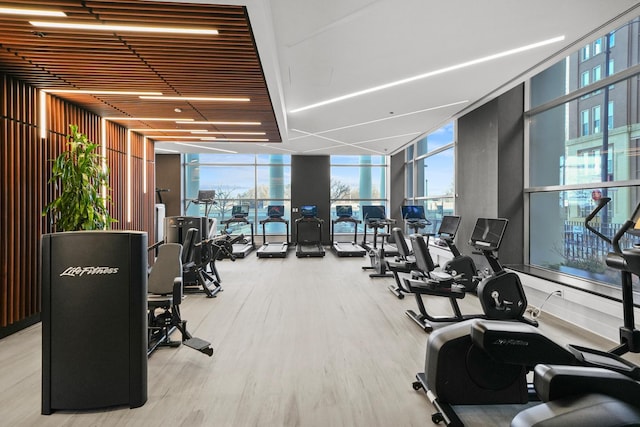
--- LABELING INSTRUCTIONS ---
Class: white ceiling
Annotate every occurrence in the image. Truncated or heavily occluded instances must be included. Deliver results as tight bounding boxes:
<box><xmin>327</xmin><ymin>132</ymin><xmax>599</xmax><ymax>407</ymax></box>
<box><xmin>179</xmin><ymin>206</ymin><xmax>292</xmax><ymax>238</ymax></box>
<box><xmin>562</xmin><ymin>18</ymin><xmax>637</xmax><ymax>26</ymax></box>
<box><xmin>155</xmin><ymin>0</ymin><xmax>640</xmax><ymax>156</ymax></box>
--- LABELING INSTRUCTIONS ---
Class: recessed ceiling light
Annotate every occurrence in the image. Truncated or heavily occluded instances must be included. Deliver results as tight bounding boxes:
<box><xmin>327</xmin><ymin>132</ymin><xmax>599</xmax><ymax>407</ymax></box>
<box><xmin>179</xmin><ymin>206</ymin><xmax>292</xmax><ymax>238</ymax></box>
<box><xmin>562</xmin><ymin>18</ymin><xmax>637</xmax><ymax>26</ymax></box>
<box><xmin>0</xmin><ymin>7</ymin><xmax>66</xmax><ymax>17</ymax></box>
<box><xmin>130</xmin><ymin>129</ymin><xmax>207</xmax><ymax>133</ymax></box>
<box><xmin>191</xmin><ymin>131</ymin><xmax>266</xmax><ymax>135</ymax></box>
<box><xmin>45</xmin><ymin>89</ymin><xmax>163</xmax><ymax>96</ymax></box>
<box><xmin>289</xmin><ymin>35</ymin><xmax>565</xmax><ymax>113</ymax></box>
<box><xmin>104</xmin><ymin>117</ymin><xmax>194</xmax><ymax>121</ymax></box>
<box><xmin>30</xmin><ymin>21</ymin><xmax>218</xmax><ymax>35</ymax></box>
<box><xmin>140</xmin><ymin>96</ymin><xmax>250</xmax><ymax>102</ymax></box>
<box><xmin>200</xmin><ymin>137</ymin><xmax>268</xmax><ymax>142</ymax></box>
<box><xmin>175</xmin><ymin>121</ymin><xmax>261</xmax><ymax>126</ymax></box>
<box><xmin>173</xmin><ymin>143</ymin><xmax>237</xmax><ymax>154</ymax></box>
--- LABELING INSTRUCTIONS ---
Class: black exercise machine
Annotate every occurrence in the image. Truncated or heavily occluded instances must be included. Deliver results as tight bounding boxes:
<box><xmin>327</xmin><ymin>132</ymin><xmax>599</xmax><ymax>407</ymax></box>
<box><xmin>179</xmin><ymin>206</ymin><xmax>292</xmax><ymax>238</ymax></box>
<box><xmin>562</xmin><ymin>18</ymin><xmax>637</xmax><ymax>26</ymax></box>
<box><xmin>221</xmin><ymin>205</ymin><xmax>255</xmax><ymax>258</ymax></box>
<box><xmin>256</xmin><ymin>205</ymin><xmax>289</xmax><ymax>258</ymax></box>
<box><xmin>437</xmin><ymin>215</ymin><xmax>481</xmax><ymax>293</ymax></box>
<box><xmin>414</xmin><ymin>198</ymin><xmax>640</xmax><ymax>426</ymax></box>
<box><xmin>295</xmin><ymin>205</ymin><xmax>325</xmax><ymax>257</ymax></box>
<box><xmin>147</xmin><ymin>242</ymin><xmax>213</xmax><ymax>357</ymax></box>
<box><xmin>401</xmin><ymin>205</ymin><xmax>432</xmax><ymax>235</ymax></box>
<box><xmin>362</xmin><ymin>205</ymin><xmax>397</xmax><ymax>277</ymax></box>
<box><xmin>387</xmin><ymin>227</ymin><xmax>418</xmax><ymax>298</ymax></box>
<box><xmin>361</xmin><ymin>205</ymin><xmax>399</xmax><ymax>256</ymax></box>
<box><xmin>401</xmin><ymin>217</ymin><xmax>533</xmax><ymax>332</ymax></box>
<box><xmin>331</xmin><ymin>205</ymin><xmax>367</xmax><ymax>257</ymax></box>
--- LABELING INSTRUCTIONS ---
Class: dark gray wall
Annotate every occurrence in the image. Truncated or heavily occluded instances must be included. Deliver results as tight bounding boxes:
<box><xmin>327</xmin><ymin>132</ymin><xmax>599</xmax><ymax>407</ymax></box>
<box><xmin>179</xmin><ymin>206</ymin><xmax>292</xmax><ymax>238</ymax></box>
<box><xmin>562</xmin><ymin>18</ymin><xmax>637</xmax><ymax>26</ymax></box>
<box><xmin>390</xmin><ymin>150</ymin><xmax>405</xmax><ymax>222</ymax></box>
<box><xmin>457</xmin><ymin>84</ymin><xmax>524</xmax><ymax>266</ymax></box>
<box><xmin>291</xmin><ymin>155</ymin><xmax>331</xmax><ymax>244</ymax></box>
<box><xmin>155</xmin><ymin>154</ymin><xmax>181</xmax><ymax>217</ymax></box>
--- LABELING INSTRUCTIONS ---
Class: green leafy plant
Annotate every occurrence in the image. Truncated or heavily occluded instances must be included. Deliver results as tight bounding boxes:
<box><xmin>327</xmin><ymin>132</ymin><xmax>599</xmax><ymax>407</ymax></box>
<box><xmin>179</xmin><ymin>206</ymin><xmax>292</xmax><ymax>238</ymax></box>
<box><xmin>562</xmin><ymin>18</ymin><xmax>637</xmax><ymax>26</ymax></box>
<box><xmin>43</xmin><ymin>124</ymin><xmax>116</xmax><ymax>231</ymax></box>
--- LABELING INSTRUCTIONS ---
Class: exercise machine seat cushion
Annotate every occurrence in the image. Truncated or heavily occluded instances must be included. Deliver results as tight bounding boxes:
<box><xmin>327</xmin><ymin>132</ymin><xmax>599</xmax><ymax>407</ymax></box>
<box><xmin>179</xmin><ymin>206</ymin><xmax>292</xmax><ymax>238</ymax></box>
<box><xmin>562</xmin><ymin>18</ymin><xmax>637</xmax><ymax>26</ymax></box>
<box><xmin>511</xmin><ymin>393</ymin><xmax>640</xmax><ymax>427</ymax></box>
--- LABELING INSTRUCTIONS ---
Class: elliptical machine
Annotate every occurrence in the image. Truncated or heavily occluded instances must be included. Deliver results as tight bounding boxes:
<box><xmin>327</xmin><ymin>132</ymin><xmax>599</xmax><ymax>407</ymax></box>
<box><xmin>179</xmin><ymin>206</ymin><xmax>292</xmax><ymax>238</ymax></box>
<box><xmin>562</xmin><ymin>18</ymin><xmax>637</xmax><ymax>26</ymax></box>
<box><xmin>413</xmin><ymin>198</ymin><xmax>640</xmax><ymax>426</ymax></box>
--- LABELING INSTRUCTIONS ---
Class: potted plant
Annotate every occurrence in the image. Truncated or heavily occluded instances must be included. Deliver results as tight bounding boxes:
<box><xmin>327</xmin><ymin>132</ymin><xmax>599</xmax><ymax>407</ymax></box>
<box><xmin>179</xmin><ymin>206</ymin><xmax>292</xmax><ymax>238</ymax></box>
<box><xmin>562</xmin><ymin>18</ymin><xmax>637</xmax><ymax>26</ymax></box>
<box><xmin>43</xmin><ymin>124</ymin><xmax>115</xmax><ymax>231</ymax></box>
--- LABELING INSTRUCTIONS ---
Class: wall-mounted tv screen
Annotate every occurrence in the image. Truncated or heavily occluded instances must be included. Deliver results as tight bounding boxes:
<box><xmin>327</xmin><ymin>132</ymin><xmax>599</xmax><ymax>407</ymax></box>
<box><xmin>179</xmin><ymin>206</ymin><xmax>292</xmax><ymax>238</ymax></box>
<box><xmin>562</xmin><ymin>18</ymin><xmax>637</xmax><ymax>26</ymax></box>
<box><xmin>362</xmin><ymin>205</ymin><xmax>386</xmax><ymax>221</ymax></box>
<box><xmin>438</xmin><ymin>215</ymin><xmax>461</xmax><ymax>237</ymax></box>
<box><xmin>267</xmin><ymin>205</ymin><xmax>285</xmax><ymax>218</ymax></box>
<box><xmin>232</xmin><ymin>205</ymin><xmax>249</xmax><ymax>217</ymax></box>
<box><xmin>401</xmin><ymin>205</ymin><xmax>425</xmax><ymax>220</ymax></box>
<box><xmin>336</xmin><ymin>205</ymin><xmax>353</xmax><ymax>217</ymax></box>
<box><xmin>469</xmin><ymin>218</ymin><xmax>509</xmax><ymax>251</ymax></box>
<box><xmin>300</xmin><ymin>205</ymin><xmax>317</xmax><ymax>218</ymax></box>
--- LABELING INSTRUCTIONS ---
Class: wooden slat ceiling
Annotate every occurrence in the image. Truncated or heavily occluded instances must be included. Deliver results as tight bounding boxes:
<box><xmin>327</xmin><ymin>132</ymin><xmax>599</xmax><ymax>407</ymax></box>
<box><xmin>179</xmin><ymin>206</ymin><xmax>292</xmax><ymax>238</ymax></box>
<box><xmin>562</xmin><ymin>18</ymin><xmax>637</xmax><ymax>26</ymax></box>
<box><xmin>0</xmin><ymin>0</ymin><xmax>281</xmax><ymax>144</ymax></box>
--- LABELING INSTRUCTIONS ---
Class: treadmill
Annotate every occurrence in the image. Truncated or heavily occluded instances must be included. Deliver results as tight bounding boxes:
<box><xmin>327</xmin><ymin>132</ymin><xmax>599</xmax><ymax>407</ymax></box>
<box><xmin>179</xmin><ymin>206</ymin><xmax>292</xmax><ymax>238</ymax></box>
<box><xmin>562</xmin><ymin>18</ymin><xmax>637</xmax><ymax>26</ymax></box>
<box><xmin>331</xmin><ymin>205</ymin><xmax>366</xmax><ymax>257</ymax></box>
<box><xmin>220</xmin><ymin>205</ymin><xmax>255</xmax><ymax>258</ymax></box>
<box><xmin>361</xmin><ymin>205</ymin><xmax>399</xmax><ymax>257</ymax></box>
<box><xmin>256</xmin><ymin>205</ymin><xmax>289</xmax><ymax>258</ymax></box>
<box><xmin>295</xmin><ymin>205</ymin><xmax>326</xmax><ymax>258</ymax></box>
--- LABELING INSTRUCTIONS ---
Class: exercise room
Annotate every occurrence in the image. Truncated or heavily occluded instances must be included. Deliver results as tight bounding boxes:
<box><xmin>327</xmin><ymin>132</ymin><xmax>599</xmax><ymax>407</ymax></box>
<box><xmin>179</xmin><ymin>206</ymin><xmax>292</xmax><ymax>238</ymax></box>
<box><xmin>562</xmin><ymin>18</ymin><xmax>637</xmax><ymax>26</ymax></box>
<box><xmin>2</xmin><ymin>1</ymin><xmax>640</xmax><ymax>426</ymax></box>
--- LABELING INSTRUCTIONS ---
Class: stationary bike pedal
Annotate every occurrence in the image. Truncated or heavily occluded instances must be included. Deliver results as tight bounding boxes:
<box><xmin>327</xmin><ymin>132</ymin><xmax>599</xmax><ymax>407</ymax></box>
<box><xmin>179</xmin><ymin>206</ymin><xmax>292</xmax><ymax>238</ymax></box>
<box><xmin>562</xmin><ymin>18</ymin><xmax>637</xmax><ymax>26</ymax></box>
<box><xmin>184</xmin><ymin>337</ymin><xmax>213</xmax><ymax>353</ymax></box>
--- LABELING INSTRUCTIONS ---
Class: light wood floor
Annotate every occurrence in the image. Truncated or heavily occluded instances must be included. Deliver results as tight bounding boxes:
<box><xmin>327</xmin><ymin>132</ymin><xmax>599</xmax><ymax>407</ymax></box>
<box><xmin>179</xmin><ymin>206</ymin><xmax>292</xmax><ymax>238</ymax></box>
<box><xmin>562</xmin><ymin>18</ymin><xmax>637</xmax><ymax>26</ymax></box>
<box><xmin>1</xmin><ymin>250</ymin><xmax>636</xmax><ymax>426</ymax></box>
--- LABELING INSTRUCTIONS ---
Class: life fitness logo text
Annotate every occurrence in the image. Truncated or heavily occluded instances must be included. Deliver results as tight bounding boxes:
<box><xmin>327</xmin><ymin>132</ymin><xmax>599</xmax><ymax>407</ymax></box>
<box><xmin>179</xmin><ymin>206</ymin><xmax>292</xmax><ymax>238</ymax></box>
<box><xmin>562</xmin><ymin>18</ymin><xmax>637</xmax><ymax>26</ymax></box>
<box><xmin>60</xmin><ymin>266</ymin><xmax>119</xmax><ymax>277</ymax></box>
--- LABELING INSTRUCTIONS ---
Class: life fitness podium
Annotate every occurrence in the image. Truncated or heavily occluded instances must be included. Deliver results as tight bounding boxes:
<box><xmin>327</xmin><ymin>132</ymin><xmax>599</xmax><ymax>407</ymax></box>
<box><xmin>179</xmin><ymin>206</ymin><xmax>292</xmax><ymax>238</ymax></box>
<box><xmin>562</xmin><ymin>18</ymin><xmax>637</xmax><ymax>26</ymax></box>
<box><xmin>41</xmin><ymin>231</ymin><xmax>148</xmax><ymax>414</ymax></box>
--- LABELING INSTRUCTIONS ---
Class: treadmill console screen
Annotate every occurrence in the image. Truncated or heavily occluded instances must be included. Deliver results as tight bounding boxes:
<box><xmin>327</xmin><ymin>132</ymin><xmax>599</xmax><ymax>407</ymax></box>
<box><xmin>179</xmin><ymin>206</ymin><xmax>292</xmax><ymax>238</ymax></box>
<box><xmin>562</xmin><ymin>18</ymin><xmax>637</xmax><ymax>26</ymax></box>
<box><xmin>267</xmin><ymin>205</ymin><xmax>285</xmax><ymax>218</ymax></box>
<box><xmin>401</xmin><ymin>205</ymin><xmax>425</xmax><ymax>220</ymax></box>
<box><xmin>197</xmin><ymin>190</ymin><xmax>216</xmax><ymax>201</ymax></box>
<box><xmin>300</xmin><ymin>205</ymin><xmax>317</xmax><ymax>218</ymax></box>
<box><xmin>469</xmin><ymin>218</ymin><xmax>508</xmax><ymax>251</ymax></box>
<box><xmin>232</xmin><ymin>205</ymin><xmax>249</xmax><ymax>218</ymax></box>
<box><xmin>438</xmin><ymin>215</ymin><xmax>461</xmax><ymax>237</ymax></box>
<box><xmin>336</xmin><ymin>205</ymin><xmax>353</xmax><ymax>217</ymax></box>
<box><xmin>362</xmin><ymin>205</ymin><xmax>386</xmax><ymax>221</ymax></box>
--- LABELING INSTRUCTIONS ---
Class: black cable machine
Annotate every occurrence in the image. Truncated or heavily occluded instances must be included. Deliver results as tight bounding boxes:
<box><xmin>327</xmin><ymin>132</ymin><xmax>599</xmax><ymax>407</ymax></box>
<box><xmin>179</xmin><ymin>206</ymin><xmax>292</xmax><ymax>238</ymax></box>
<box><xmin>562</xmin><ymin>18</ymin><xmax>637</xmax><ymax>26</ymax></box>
<box><xmin>221</xmin><ymin>205</ymin><xmax>255</xmax><ymax>258</ymax></box>
<box><xmin>331</xmin><ymin>205</ymin><xmax>366</xmax><ymax>257</ymax></box>
<box><xmin>256</xmin><ymin>205</ymin><xmax>289</xmax><ymax>258</ymax></box>
<box><xmin>295</xmin><ymin>205</ymin><xmax>326</xmax><ymax>257</ymax></box>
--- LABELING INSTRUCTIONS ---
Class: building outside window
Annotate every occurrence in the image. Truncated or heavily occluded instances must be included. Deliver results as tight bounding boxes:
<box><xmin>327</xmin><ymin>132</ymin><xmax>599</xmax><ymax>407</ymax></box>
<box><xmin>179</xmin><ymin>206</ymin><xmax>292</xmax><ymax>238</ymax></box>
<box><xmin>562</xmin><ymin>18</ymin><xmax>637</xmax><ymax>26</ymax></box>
<box><xmin>404</xmin><ymin>122</ymin><xmax>455</xmax><ymax>233</ymax></box>
<box><xmin>330</xmin><ymin>155</ymin><xmax>387</xmax><ymax>233</ymax></box>
<box><xmin>183</xmin><ymin>153</ymin><xmax>291</xmax><ymax>235</ymax></box>
<box><xmin>527</xmin><ymin>16</ymin><xmax>640</xmax><ymax>290</ymax></box>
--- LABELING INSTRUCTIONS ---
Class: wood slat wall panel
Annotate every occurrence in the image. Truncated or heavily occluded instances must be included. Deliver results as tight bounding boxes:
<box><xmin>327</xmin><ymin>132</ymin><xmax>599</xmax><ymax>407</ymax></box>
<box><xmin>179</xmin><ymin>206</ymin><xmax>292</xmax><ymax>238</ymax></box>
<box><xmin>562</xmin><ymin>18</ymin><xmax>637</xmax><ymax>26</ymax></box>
<box><xmin>0</xmin><ymin>73</ymin><xmax>155</xmax><ymax>334</ymax></box>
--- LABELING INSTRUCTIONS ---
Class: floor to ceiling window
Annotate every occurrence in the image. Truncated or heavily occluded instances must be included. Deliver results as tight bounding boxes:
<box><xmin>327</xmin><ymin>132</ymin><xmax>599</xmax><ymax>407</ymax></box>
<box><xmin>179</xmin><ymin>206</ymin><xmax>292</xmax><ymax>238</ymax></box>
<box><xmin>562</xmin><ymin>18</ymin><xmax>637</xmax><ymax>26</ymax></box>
<box><xmin>404</xmin><ymin>122</ymin><xmax>456</xmax><ymax>233</ymax></box>
<box><xmin>183</xmin><ymin>153</ymin><xmax>291</xmax><ymax>235</ymax></box>
<box><xmin>330</xmin><ymin>155</ymin><xmax>387</xmax><ymax>234</ymax></box>
<box><xmin>526</xmin><ymin>17</ymin><xmax>640</xmax><ymax>289</ymax></box>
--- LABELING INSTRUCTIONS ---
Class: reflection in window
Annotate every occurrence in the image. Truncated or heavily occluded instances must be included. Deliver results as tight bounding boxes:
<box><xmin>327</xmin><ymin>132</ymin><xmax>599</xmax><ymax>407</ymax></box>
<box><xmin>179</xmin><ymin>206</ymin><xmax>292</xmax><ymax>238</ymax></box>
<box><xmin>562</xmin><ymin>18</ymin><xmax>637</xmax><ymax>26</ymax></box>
<box><xmin>529</xmin><ymin>189</ymin><xmax>639</xmax><ymax>289</ymax></box>
<box><xmin>527</xmin><ymin>15</ymin><xmax>640</xmax><ymax>291</ymax></box>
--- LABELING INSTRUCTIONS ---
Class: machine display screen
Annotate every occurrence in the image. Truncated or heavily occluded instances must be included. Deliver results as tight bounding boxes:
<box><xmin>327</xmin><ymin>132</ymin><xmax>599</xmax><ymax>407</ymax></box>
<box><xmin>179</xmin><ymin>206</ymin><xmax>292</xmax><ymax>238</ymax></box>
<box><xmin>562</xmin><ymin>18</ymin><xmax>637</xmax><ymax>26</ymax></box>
<box><xmin>469</xmin><ymin>218</ymin><xmax>508</xmax><ymax>250</ymax></box>
<box><xmin>401</xmin><ymin>205</ymin><xmax>425</xmax><ymax>219</ymax></box>
<box><xmin>336</xmin><ymin>205</ymin><xmax>352</xmax><ymax>217</ymax></box>
<box><xmin>267</xmin><ymin>205</ymin><xmax>285</xmax><ymax>218</ymax></box>
<box><xmin>300</xmin><ymin>205</ymin><xmax>317</xmax><ymax>218</ymax></box>
<box><xmin>362</xmin><ymin>205</ymin><xmax>386</xmax><ymax>221</ymax></box>
<box><xmin>197</xmin><ymin>190</ymin><xmax>216</xmax><ymax>201</ymax></box>
<box><xmin>232</xmin><ymin>205</ymin><xmax>249</xmax><ymax>217</ymax></box>
<box><xmin>438</xmin><ymin>215</ymin><xmax>461</xmax><ymax>237</ymax></box>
